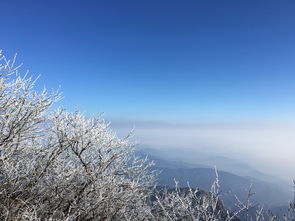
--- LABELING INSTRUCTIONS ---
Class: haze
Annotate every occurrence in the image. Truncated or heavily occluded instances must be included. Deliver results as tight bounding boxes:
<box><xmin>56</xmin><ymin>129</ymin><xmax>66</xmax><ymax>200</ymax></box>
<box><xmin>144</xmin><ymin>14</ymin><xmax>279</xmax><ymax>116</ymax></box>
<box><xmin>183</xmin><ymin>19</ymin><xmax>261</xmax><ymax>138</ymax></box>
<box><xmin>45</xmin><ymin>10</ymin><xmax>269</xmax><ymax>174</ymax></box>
<box><xmin>113</xmin><ymin>119</ymin><xmax>295</xmax><ymax>182</ymax></box>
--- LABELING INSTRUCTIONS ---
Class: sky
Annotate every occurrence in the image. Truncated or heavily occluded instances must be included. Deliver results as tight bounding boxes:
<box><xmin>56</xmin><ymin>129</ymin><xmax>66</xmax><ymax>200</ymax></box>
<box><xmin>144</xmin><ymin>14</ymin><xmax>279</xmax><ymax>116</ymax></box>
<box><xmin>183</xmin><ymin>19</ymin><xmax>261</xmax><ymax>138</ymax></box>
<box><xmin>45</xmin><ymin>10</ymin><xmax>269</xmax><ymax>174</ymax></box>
<box><xmin>1</xmin><ymin>0</ymin><xmax>295</xmax><ymax>180</ymax></box>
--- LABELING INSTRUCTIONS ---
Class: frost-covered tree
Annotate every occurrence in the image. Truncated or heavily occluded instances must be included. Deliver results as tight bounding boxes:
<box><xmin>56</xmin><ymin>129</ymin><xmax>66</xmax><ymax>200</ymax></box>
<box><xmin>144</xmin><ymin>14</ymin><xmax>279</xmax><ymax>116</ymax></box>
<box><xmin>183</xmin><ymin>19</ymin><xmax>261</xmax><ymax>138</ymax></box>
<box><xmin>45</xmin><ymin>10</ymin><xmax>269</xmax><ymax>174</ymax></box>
<box><xmin>0</xmin><ymin>51</ymin><xmax>155</xmax><ymax>220</ymax></box>
<box><xmin>285</xmin><ymin>182</ymin><xmax>295</xmax><ymax>221</ymax></box>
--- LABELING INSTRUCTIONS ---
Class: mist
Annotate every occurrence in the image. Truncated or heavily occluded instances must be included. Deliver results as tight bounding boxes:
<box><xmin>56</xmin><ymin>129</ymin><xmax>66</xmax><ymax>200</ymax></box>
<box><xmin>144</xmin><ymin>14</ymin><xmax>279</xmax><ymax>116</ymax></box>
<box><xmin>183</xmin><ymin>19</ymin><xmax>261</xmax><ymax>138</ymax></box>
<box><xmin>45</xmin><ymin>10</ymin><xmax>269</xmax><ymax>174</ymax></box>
<box><xmin>112</xmin><ymin>119</ymin><xmax>295</xmax><ymax>183</ymax></box>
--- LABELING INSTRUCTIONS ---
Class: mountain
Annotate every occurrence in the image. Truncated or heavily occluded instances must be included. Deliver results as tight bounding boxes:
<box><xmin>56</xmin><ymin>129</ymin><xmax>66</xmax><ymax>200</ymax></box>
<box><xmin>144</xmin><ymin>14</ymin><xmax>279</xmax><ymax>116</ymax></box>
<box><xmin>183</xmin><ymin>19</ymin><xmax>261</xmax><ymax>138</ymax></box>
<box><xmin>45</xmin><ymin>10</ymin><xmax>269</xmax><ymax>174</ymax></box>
<box><xmin>136</xmin><ymin>148</ymin><xmax>292</xmax><ymax>209</ymax></box>
<box><xmin>156</xmin><ymin>167</ymin><xmax>291</xmax><ymax>208</ymax></box>
<box><xmin>137</xmin><ymin>147</ymin><xmax>285</xmax><ymax>184</ymax></box>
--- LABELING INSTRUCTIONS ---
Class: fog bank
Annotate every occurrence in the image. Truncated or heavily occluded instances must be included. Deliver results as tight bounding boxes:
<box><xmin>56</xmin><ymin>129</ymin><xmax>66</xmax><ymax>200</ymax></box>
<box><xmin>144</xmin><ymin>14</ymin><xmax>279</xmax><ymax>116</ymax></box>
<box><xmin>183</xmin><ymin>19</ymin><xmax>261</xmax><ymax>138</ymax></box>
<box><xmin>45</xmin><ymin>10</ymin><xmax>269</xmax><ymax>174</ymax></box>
<box><xmin>112</xmin><ymin>119</ymin><xmax>295</xmax><ymax>182</ymax></box>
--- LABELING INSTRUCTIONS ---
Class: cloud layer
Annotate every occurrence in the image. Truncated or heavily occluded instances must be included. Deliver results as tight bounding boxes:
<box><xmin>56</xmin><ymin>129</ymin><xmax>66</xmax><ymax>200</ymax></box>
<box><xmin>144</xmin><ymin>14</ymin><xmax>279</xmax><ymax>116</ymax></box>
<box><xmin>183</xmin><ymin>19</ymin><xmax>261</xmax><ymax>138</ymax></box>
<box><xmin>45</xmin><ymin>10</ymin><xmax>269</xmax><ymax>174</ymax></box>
<box><xmin>112</xmin><ymin>119</ymin><xmax>295</xmax><ymax>182</ymax></box>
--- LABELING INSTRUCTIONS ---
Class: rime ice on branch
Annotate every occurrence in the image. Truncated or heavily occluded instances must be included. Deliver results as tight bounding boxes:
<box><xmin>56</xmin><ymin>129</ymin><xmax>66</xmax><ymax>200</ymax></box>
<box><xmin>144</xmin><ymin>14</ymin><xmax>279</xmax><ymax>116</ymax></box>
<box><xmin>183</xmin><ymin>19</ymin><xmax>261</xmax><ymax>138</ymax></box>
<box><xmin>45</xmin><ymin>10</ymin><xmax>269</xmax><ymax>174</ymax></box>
<box><xmin>0</xmin><ymin>51</ymin><xmax>155</xmax><ymax>220</ymax></box>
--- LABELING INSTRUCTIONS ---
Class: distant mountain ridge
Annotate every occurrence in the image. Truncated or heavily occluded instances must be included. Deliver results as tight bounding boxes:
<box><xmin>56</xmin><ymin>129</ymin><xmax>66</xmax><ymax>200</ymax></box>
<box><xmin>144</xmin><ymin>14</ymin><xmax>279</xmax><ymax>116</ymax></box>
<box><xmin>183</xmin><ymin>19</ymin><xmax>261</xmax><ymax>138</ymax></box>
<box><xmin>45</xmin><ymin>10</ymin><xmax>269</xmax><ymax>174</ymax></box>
<box><xmin>136</xmin><ymin>148</ymin><xmax>292</xmax><ymax>209</ymax></box>
<box><xmin>157</xmin><ymin>167</ymin><xmax>291</xmax><ymax>208</ymax></box>
<box><xmin>137</xmin><ymin>147</ymin><xmax>283</xmax><ymax>184</ymax></box>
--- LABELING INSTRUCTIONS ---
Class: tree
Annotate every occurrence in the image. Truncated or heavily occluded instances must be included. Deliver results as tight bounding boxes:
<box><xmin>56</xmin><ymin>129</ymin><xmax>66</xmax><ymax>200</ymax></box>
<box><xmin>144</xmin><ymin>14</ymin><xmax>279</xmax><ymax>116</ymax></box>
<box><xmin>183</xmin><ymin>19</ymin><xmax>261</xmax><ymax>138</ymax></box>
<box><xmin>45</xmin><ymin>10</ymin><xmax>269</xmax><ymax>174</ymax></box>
<box><xmin>285</xmin><ymin>181</ymin><xmax>295</xmax><ymax>221</ymax></box>
<box><xmin>0</xmin><ymin>51</ymin><xmax>155</xmax><ymax>220</ymax></box>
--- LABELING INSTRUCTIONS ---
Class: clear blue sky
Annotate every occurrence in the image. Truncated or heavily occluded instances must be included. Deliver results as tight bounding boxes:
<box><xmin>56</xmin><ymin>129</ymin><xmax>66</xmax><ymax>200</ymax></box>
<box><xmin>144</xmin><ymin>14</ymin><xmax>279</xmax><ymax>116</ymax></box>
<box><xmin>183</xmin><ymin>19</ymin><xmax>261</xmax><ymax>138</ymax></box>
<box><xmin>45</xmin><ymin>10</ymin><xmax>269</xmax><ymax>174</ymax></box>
<box><xmin>2</xmin><ymin>0</ymin><xmax>295</xmax><ymax>122</ymax></box>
